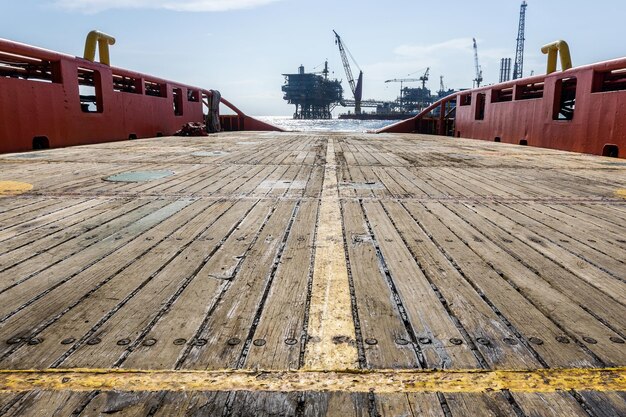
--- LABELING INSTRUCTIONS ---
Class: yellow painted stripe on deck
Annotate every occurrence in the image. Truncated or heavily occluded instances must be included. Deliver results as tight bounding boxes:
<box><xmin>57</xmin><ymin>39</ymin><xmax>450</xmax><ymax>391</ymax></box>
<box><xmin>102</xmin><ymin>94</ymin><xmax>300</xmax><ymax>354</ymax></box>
<box><xmin>616</xmin><ymin>189</ymin><xmax>626</xmax><ymax>199</ymax></box>
<box><xmin>304</xmin><ymin>138</ymin><xmax>359</xmax><ymax>370</ymax></box>
<box><xmin>0</xmin><ymin>368</ymin><xmax>624</xmax><ymax>393</ymax></box>
<box><xmin>0</xmin><ymin>181</ymin><xmax>33</xmax><ymax>197</ymax></box>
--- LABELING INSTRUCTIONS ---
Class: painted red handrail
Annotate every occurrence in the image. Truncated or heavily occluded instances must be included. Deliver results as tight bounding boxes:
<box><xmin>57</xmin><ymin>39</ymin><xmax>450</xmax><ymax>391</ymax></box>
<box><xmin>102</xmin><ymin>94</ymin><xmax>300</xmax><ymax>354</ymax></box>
<box><xmin>219</xmin><ymin>97</ymin><xmax>283</xmax><ymax>132</ymax></box>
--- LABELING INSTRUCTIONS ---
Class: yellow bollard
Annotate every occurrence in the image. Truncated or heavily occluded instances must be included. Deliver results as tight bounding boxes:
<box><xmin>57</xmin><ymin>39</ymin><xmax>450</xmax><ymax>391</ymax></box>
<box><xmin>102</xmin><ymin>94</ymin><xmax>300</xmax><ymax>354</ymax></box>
<box><xmin>541</xmin><ymin>40</ymin><xmax>572</xmax><ymax>74</ymax></box>
<box><xmin>83</xmin><ymin>30</ymin><xmax>116</xmax><ymax>66</ymax></box>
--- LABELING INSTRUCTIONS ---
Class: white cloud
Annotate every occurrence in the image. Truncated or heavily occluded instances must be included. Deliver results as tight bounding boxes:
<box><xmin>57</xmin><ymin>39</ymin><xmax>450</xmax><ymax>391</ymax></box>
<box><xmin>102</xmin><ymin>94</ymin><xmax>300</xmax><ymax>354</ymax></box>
<box><xmin>356</xmin><ymin>37</ymin><xmax>515</xmax><ymax>99</ymax></box>
<box><xmin>55</xmin><ymin>0</ymin><xmax>283</xmax><ymax>13</ymax></box>
<box><xmin>393</xmin><ymin>38</ymin><xmax>475</xmax><ymax>58</ymax></box>
<box><xmin>393</xmin><ymin>37</ymin><xmax>509</xmax><ymax>63</ymax></box>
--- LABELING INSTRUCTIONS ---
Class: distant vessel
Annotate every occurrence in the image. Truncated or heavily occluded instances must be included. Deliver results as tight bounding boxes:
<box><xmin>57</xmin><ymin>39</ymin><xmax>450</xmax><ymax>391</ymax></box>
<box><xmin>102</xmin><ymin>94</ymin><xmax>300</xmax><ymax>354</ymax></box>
<box><xmin>338</xmin><ymin>80</ymin><xmax>456</xmax><ymax>121</ymax></box>
<box><xmin>338</xmin><ymin>112</ymin><xmax>414</xmax><ymax>120</ymax></box>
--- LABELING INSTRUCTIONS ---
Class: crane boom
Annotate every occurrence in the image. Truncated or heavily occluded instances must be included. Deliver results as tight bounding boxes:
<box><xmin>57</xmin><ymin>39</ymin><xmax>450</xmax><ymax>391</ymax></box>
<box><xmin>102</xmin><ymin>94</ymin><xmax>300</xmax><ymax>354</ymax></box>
<box><xmin>384</xmin><ymin>78</ymin><xmax>421</xmax><ymax>83</ymax></box>
<box><xmin>472</xmin><ymin>38</ymin><xmax>483</xmax><ymax>87</ymax></box>
<box><xmin>384</xmin><ymin>78</ymin><xmax>420</xmax><ymax>108</ymax></box>
<box><xmin>333</xmin><ymin>30</ymin><xmax>362</xmax><ymax>114</ymax></box>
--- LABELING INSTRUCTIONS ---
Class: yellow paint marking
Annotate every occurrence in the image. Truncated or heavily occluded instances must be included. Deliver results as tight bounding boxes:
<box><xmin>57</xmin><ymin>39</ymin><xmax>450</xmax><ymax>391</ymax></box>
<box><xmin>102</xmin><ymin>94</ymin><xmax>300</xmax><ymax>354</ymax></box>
<box><xmin>0</xmin><ymin>368</ymin><xmax>624</xmax><ymax>393</ymax></box>
<box><xmin>615</xmin><ymin>189</ymin><xmax>626</xmax><ymax>199</ymax></box>
<box><xmin>0</xmin><ymin>181</ymin><xmax>33</xmax><ymax>197</ymax></box>
<box><xmin>304</xmin><ymin>138</ymin><xmax>359</xmax><ymax>370</ymax></box>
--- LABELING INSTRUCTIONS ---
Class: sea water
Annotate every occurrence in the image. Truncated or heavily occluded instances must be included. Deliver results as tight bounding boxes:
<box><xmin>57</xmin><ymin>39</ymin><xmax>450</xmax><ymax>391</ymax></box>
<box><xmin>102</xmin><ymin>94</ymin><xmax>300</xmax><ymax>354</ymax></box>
<box><xmin>255</xmin><ymin>116</ymin><xmax>398</xmax><ymax>132</ymax></box>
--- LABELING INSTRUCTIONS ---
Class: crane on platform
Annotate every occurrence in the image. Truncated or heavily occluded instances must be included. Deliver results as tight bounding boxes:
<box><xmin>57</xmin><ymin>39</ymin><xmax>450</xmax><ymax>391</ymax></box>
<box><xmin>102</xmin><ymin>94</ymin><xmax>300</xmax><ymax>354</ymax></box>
<box><xmin>384</xmin><ymin>78</ymin><xmax>421</xmax><ymax>84</ymax></box>
<box><xmin>384</xmin><ymin>78</ymin><xmax>420</xmax><ymax>107</ymax></box>
<box><xmin>513</xmin><ymin>1</ymin><xmax>528</xmax><ymax>79</ymax></box>
<box><xmin>472</xmin><ymin>38</ymin><xmax>483</xmax><ymax>88</ymax></box>
<box><xmin>404</xmin><ymin>67</ymin><xmax>430</xmax><ymax>88</ymax></box>
<box><xmin>419</xmin><ymin>67</ymin><xmax>430</xmax><ymax>89</ymax></box>
<box><xmin>333</xmin><ymin>30</ymin><xmax>363</xmax><ymax>115</ymax></box>
<box><xmin>311</xmin><ymin>61</ymin><xmax>330</xmax><ymax>79</ymax></box>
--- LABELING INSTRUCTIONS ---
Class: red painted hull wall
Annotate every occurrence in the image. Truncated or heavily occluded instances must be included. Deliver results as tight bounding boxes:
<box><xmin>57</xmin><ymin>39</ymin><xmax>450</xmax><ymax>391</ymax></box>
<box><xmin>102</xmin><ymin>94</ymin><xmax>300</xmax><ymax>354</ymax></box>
<box><xmin>380</xmin><ymin>57</ymin><xmax>626</xmax><ymax>158</ymax></box>
<box><xmin>0</xmin><ymin>38</ymin><xmax>285</xmax><ymax>154</ymax></box>
<box><xmin>0</xmin><ymin>39</ymin><xmax>210</xmax><ymax>153</ymax></box>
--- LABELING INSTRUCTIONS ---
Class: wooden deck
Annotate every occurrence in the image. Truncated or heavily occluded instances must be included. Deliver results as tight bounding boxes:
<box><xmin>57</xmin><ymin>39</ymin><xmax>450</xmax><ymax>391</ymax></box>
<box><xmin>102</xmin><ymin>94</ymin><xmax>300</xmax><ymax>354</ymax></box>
<box><xmin>0</xmin><ymin>132</ymin><xmax>624</xmax><ymax>416</ymax></box>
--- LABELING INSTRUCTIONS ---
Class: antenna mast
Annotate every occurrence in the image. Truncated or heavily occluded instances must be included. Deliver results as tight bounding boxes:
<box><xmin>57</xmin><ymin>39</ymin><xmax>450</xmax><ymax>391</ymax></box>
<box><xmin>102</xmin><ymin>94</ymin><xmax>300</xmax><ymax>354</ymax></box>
<box><xmin>513</xmin><ymin>1</ymin><xmax>527</xmax><ymax>79</ymax></box>
<box><xmin>472</xmin><ymin>38</ymin><xmax>483</xmax><ymax>88</ymax></box>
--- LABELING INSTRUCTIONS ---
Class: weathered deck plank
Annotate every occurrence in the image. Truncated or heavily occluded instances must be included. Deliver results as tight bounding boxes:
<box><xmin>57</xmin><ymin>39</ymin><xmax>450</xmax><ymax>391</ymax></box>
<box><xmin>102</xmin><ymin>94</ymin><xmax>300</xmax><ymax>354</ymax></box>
<box><xmin>342</xmin><ymin>199</ymin><xmax>418</xmax><ymax>369</ymax></box>
<box><xmin>0</xmin><ymin>131</ymin><xmax>624</xmax><ymax>415</ymax></box>
<box><xmin>243</xmin><ymin>199</ymin><xmax>318</xmax><ymax>370</ymax></box>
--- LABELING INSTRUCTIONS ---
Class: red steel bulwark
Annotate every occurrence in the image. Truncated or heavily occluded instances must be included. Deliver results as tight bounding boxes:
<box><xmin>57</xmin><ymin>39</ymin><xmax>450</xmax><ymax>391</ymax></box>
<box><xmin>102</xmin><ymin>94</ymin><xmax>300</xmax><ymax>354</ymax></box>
<box><xmin>0</xmin><ymin>38</ymin><xmax>280</xmax><ymax>154</ymax></box>
<box><xmin>380</xmin><ymin>57</ymin><xmax>626</xmax><ymax>159</ymax></box>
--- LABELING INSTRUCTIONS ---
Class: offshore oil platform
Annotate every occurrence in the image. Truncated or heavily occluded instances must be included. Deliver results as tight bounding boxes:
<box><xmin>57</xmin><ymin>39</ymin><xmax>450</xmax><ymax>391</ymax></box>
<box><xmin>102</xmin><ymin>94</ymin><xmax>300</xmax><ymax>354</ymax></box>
<box><xmin>281</xmin><ymin>3</ymin><xmax>530</xmax><ymax>120</ymax></box>
<box><xmin>380</xmin><ymin>69</ymin><xmax>456</xmax><ymax>118</ymax></box>
<box><xmin>281</xmin><ymin>31</ymin><xmax>455</xmax><ymax>120</ymax></box>
<box><xmin>281</xmin><ymin>62</ymin><xmax>343</xmax><ymax>119</ymax></box>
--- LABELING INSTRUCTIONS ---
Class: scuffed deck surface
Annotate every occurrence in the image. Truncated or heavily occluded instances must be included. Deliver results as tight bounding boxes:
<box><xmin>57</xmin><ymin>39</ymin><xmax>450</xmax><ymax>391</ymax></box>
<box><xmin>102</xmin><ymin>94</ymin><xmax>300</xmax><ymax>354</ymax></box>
<box><xmin>0</xmin><ymin>132</ymin><xmax>625</xmax><ymax>416</ymax></box>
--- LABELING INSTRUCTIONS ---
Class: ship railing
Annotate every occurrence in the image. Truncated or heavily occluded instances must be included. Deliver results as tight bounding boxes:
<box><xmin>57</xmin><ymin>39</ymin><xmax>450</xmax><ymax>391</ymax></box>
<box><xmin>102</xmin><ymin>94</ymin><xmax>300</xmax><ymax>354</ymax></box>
<box><xmin>377</xmin><ymin>94</ymin><xmax>457</xmax><ymax>136</ymax></box>
<box><xmin>0</xmin><ymin>35</ymin><xmax>282</xmax><ymax>153</ymax></box>
<box><xmin>376</xmin><ymin>53</ymin><xmax>626</xmax><ymax>158</ymax></box>
<box><xmin>216</xmin><ymin>96</ymin><xmax>283</xmax><ymax>132</ymax></box>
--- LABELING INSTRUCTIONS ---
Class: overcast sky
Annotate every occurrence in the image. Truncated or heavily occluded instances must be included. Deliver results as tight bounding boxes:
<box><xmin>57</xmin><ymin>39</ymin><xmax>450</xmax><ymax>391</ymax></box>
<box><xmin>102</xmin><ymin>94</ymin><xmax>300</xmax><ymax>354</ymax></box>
<box><xmin>4</xmin><ymin>0</ymin><xmax>626</xmax><ymax>116</ymax></box>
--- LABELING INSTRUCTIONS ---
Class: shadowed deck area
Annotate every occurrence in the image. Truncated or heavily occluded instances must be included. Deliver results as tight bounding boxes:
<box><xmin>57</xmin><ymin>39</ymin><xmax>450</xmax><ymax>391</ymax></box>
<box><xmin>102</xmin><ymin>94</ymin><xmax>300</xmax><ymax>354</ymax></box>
<box><xmin>0</xmin><ymin>132</ymin><xmax>624</xmax><ymax>416</ymax></box>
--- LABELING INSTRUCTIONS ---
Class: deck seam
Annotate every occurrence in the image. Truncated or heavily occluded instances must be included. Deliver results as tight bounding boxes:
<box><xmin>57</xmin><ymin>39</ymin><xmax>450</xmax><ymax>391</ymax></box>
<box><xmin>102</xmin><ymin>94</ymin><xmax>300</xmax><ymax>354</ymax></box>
<box><xmin>172</xmin><ymin>203</ymin><xmax>278</xmax><ymax>370</ymax></box>
<box><xmin>0</xmin><ymin>200</ymin><xmax>164</xmax><ymax>317</ymax></box>
<box><xmin>425</xmin><ymin>202</ymin><xmax>610</xmax><ymax>366</ymax></box>
<box><xmin>391</xmin><ymin>201</ymin><xmax>551</xmax><ymax>368</ymax></box>
<box><xmin>359</xmin><ymin>199</ymin><xmax>428</xmax><ymax>369</ymax></box>
<box><xmin>453</xmin><ymin>202</ymin><xmax>626</xmax><ymax>332</ymax></box>
<box><xmin>111</xmin><ymin>201</ymin><xmax>260</xmax><ymax>368</ymax></box>
<box><xmin>503</xmin><ymin>203</ymin><xmax>626</xmax><ymax>279</ymax></box>
<box><xmin>0</xmin><ymin>200</ymin><xmax>198</xmax><ymax>363</ymax></box>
